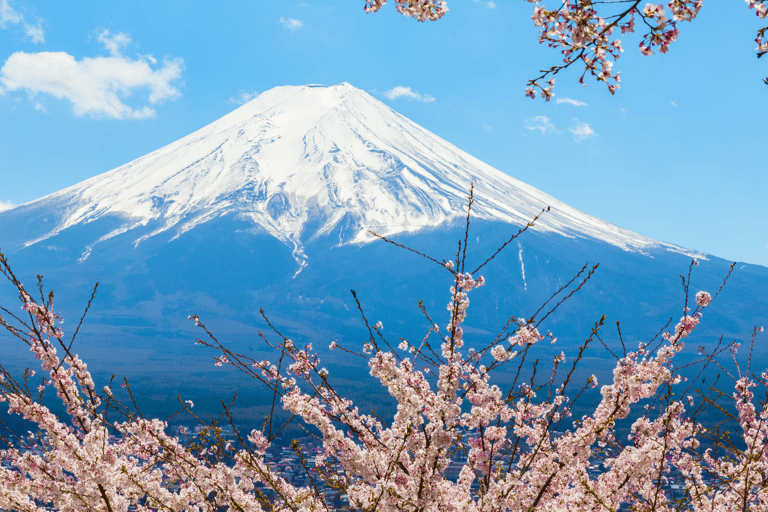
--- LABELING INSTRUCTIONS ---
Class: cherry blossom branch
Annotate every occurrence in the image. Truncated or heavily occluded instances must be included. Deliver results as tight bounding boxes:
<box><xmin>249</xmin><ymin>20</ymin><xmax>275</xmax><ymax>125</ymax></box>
<box><xmin>366</xmin><ymin>1</ymin><xmax>767</xmax><ymax>97</ymax></box>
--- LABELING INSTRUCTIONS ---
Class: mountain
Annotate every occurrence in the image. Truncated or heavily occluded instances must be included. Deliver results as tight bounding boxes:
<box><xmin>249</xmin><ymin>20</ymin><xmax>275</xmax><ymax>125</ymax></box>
<box><xmin>1</xmin><ymin>83</ymin><xmax>766</xmax><ymax>425</ymax></box>
<box><xmin>0</xmin><ymin>83</ymin><xmax>697</xmax><ymax>269</ymax></box>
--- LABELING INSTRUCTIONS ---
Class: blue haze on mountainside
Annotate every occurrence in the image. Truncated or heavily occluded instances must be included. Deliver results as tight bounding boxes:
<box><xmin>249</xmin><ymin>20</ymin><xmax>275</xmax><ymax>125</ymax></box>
<box><xmin>0</xmin><ymin>84</ymin><xmax>766</xmax><ymax>430</ymax></box>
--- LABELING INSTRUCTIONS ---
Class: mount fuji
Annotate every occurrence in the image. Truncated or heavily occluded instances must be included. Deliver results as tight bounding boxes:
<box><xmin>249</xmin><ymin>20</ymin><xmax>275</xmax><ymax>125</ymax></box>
<box><xmin>1</xmin><ymin>83</ymin><xmax>765</xmax><ymax>422</ymax></box>
<box><xmin>0</xmin><ymin>83</ymin><xmax>696</xmax><ymax>268</ymax></box>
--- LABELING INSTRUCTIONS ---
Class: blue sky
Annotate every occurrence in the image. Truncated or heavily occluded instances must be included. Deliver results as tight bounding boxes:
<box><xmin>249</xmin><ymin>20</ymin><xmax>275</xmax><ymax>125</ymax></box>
<box><xmin>0</xmin><ymin>0</ymin><xmax>766</xmax><ymax>266</ymax></box>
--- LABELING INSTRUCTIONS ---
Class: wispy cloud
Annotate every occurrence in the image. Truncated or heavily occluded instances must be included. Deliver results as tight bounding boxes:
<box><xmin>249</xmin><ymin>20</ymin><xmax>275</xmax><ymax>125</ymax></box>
<box><xmin>472</xmin><ymin>0</ymin><xmax>497</xmax><ymax>8</ymax></box>
<box><xmin>0</xmin><ymin>200</ymin><xmax>16</xmax><ymax>212</ymax></box>
<box><xmin>280</xmin><ymin>17</ymin><xmax>303</xmax><ymax>31</ymax></box>
<box><xmin>33</xmin><ymin>100</ymin><xmax>45</xmax><ymax>112</ymax></box>
<box><xmin>570</xmin><ymin>119</ymin><xmax>596</xmax><ymax>141</ymax></box>
<box><xmin>0</xmin><ymin>34</ymin><xmax>184</xmax><ymax>119</ymax></box>
<box><xmin>227</xmin><ymin>90</ymin><xmax>259</xmax><ymax>104</ymax></box>
<box><xmin>0</xmin><ymin>0</ymin><xmax>22</xmax><ymax>25</ymax></box>
<box><xmin>556</xmin><ymin>97</ymin><xmax>588</xmax><ymax>107</ymax></box>
<box><xmin>671</xmin><ymin>100</ymin><xmax>679</xmax><ymax>107</ymax></box>
<box><xmin>383</xmin><ymin>86</ymin><xmax>435</xmax><ymax>103</ymax></box>
<box><xmin>97</xmin><ymin>29</ymin><xmax>132</xmax><ymax>57</ymax></box>
<box><xmin>0</xmin><ymin>0</ymin><xmax>44</xmax><ymax>43</ymax></box>
<box><xmin>524</xmin><ymin>115</ymin><xmax>555</xmax><ymax>134</ymax></box>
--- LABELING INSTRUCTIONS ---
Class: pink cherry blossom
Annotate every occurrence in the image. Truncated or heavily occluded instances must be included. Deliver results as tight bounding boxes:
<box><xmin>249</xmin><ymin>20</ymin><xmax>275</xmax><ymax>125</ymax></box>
<box><xmin>695</xmin><ymin>290</ymin><xmax>712</xmax><ymax>307</ymax></box>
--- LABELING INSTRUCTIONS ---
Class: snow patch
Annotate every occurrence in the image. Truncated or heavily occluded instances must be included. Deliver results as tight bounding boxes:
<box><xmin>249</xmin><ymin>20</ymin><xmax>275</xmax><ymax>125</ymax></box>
<box><xmin>518</xmin><ymin>240</ymin><xmax>527</xmax><ymax>291</ymax></box>
<box><xmin>79</xmin><ymin>224</ymin><xmax>138</xmax><ymax>261</ymax></box>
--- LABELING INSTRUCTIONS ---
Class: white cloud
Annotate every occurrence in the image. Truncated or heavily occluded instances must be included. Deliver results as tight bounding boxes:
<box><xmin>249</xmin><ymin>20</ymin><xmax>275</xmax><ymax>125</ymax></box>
<box><xmin>280</xmin><ymin>17</ymin><xmax>303</xmax><ymax>31</ymax></box>
<box><xmin>227</xmin><ymin>90</ymin><xmax>259</xmax><ymax>104</ymax></box>
<box><xmin>299</xmin><ymin>2</ymin><xmax>311</xmax><ymax>6</ymax></box>
<box><xmin>524</xmin><ymin>115</ymin><xmax>555</xmax><ymax>134</ymax></box>
<box><xmin>0</xmin><ymin>0</ymin><xmax>44</xmax><ymax>43</ymax></box>
<box><xmin>33</xmin><ymin>100</ymin><xmax>44</xmax><ymax>112</ymax></box>
<box><xmin>383</xmin><ymin>86</ymin><xmax>435</xmax><ymax>103</ymax></box>
<box><xmin>0</xmin><ymin>200</ymin><xmax>16</xmax><ymax>212</ymax></box>
<box><xmin>556</xmin><ymin>97</ymin><xmax>588</xmax><ymax>107</ymax></box>
<box><xmin>0</xmin><ymin>0</ymin><xmax>21</xmax><ymax>25</ymax></box>
<box><xmin>97</xmin><ymin>29</ymin><xmax>132</xmax><ymax>56</ymax></box>
<box><xmin>671</xmin><ymin>100</ymin><xmax>679</xmax><ymax>107</ymax></box>
<box><xmin>483</xmin><ymin>124</ymin><xmax>492</xmax><ymax>131</ymax></box>
<box><xmin>0</xmin><ymin>49</ymin><xmax>184</xmax><ymax>119</ymax></box>
<box><xmin>570</xmin><ymin>119</ymin><xmax>596</xmax><ymax>141</ymax></box>
<box><xmin>472</xmin><ymin>0</ymin><xmax>496</xmax><ymax>7</ymax></box>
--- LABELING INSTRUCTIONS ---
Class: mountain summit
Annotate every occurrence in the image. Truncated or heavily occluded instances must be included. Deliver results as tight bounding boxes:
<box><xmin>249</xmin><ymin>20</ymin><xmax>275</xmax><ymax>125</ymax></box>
<box><xmin>2</xmin><ymin>83</ymin><xmax>693</xmax><ymax>272</ymax></box>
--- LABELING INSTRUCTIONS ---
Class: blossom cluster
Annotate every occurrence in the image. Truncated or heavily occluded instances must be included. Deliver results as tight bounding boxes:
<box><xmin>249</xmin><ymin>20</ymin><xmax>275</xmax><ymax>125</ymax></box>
<box><xmin>747</xmin><ymin>0</ymin><xmax>768</xmax><ymax>19</ymax></box>
<box><xmin>747</xmin><ymin>0</ymin><xmax>768</xmax><ymax>59</ymax></box>
<box><xmin>364</xmin><ymin>0</ymin><xmax>448</xmax><ymax>21</ymax></box>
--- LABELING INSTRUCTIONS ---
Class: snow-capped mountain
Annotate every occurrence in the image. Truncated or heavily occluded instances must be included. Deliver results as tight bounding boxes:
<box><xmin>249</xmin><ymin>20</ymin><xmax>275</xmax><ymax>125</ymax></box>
<box><xmin>1</xmin><ymin>83</ymin><xmax>698</xmax><ymax>272</ymax></box>
<box><xmin>1</xmin><ymin>84</ymin><xmax>765</xmax><ymax>424</ymax></box>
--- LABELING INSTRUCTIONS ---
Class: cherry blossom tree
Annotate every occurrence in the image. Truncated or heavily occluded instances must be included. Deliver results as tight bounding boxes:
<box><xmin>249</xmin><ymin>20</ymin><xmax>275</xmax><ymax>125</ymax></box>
<box><xmin>364</xmin><ymin>0</ymin><xmax>768</xmax><ymax>100</ymax></box>
<box><xmin>1</xmin><ymin>187</ymin><xmax>767</xmax><ymax>511</ymax></box>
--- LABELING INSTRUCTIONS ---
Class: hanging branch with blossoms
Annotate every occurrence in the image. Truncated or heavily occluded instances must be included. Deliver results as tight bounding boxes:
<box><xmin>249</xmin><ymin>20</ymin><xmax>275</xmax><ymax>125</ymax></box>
<box><xmin>367</xmin><ymin>1</ymin><xmax>768</xmax><ymax>98</ymax></box>
<box><xmin>522</xmin><ymin>0</ymin><xmax>705</xmax><ymax>100</ymax></box>
<box><xmin>1</xmin><ymin>186</ymin><xmax>768</xmax><ymax>510</ymax></box>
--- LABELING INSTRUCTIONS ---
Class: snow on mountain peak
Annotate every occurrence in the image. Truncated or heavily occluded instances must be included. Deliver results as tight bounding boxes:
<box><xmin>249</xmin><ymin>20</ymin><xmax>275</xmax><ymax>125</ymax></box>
<box><xmin>8</xmin><ymin>83</ymin><xmax>699</xmax><ymax>271</ymax></box>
